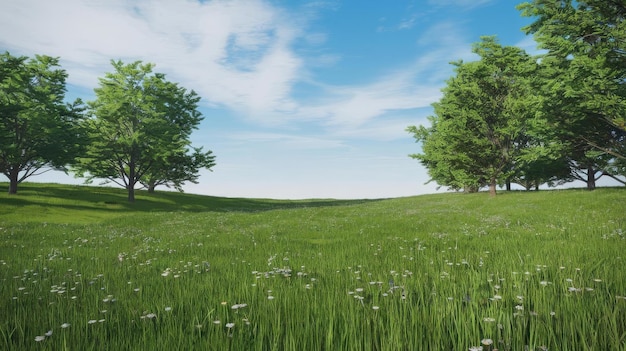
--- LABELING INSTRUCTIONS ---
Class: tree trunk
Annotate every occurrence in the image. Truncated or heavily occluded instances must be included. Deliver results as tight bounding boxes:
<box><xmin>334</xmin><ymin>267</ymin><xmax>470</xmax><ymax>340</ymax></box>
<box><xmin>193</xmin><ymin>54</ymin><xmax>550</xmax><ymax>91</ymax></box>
<box><xmin>489</xmin><ymin>178</ymin><xmax>497</xmax><ymax>197</ymax></box>
<box><xmin>128</xmin><ymin>184</ymin><xmax>135</xmax><ymax>202</ymax></box>
<box><xmin>8</xmin><ymin>168</ymin><xmax>19</xmax><ymax>195</ymax></box>
<box><xmin>586</xmin><ymin>165</ymin><xmax>596</xmax><ymax>190</ymax></box>
<box><xmin>147</xmin><ymin>180</ymin><xmax>156</xmax><ymax>193</ymax></box>
<box><xmin>506</xmin><ymin>180</ymin><xmax>511</xmax><ymax>191</ymax></box>
<box><xmin>128</xmin><ymin>154</ymin><xmax>136</xmax><ymax>202</ymax></box>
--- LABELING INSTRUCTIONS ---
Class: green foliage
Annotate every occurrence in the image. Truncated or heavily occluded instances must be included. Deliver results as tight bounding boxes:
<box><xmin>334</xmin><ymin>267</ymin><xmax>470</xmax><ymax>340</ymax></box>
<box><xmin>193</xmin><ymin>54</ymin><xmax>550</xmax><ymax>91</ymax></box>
<box><xmin>140</xmin><ymin>146</ymin><xmax>216</xmax><ymax>193</ymax></box>
<box><xmin>0</xmin><ymin>52</ymin><xmax>84</xmax><ymax>194</ymax></box>
<box><xmin>408</xmin><ymin>37</ymin><xmax>540</xmax><ymax>195</ymax></box>
<box><xmin>409</xmin><ymin>2</ymin><xmax>626</xmax><ymax>192</ymax></box>
<box><xmin>519</xmin><ymin>0</ymin><xmax>626</xmax><ymax>171</ymax></box>
<box><xmin>74</xmin><ymin>60</ymin><xmax>211</xmax><ymax>202</ymax></box>
<box><xmin>1</xmin><ymin>183</ymin><xmax>625</xmax><ymax>350</ymax></box>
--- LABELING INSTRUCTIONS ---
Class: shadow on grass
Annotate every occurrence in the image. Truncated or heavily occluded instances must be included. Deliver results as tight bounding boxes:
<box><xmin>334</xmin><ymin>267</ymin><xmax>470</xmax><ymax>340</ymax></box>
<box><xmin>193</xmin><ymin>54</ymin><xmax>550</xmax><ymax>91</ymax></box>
<box><xmin>0</xmin><ymin>182</ymin><xmax>382</xmax><ymax>214</ymax></box>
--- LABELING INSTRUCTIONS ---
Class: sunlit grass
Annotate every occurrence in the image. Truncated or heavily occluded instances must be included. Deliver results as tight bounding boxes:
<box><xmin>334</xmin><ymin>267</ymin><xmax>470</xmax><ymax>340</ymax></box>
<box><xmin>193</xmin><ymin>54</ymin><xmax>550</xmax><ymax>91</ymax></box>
<box><xmin>0</xmin><ymin>183</ymin><xmax>624</xmax><ymax>350</ymax></box>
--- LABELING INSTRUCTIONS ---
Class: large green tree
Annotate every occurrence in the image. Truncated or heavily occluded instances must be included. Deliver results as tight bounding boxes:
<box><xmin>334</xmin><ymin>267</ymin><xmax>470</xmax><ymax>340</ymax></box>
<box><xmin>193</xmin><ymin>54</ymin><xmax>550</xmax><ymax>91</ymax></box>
<box><xmin>519</xmin><ymin>0</ymin><xmax>626</xmax><ymax>185</ymax></box>
<box><xmin>74</xmin><ymin>60</ymin><xmax>209</xmax><ymax>202</ymax></box>
<box><xmin>408</xmin><ymin>37</ymin><xmax>539</xmax><ymax>196</ymax></box>
<box><xmin>0</xmin><ymin>52</ymin><xmax>84</xmax><ymax>194</ymax></box>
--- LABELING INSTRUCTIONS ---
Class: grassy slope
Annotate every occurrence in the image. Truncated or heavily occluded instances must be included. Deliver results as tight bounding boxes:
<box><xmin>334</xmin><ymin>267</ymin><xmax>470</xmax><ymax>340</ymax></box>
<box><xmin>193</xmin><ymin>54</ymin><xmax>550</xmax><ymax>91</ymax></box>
<box><xmin>0</xmin><ymin>183</ymin><xmax>624</xmax><ymax>350</ymax></box>
<box><xmin>0</xmin><ymin>183</ymin><xmax>375</xmax><ymax>223</ymax></box>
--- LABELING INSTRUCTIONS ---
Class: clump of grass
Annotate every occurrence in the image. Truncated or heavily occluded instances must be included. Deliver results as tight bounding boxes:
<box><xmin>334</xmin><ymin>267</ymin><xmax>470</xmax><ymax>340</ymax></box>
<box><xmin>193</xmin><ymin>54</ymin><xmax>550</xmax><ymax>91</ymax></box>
<box><xmin>0</xmin><ymin>183</ymin><xmax>624</xmax><ymax>350</ymax></box>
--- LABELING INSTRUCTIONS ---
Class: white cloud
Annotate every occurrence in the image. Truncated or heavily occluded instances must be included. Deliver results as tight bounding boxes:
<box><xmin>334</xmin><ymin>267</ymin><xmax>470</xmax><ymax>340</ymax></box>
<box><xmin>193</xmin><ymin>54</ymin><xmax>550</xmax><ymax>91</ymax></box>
<box><xmin>515</xmin><ymin>35</ymin><xmax>547</xmax><ymax>56</ymax></box>
<box><xmin>0</xmin><ymin>0</ymin><xmax>303</xmax><ymax>119</ymax></box>
<box><xmin>289</xmin><ymin>21</ymin><xmax>474</xmax><ymax>130</ymax></box>
<box><xmin>330</xmin><ymin>114</ymin><xmax>432</xmax><ymax>141</ymax></box>
<box><xmin>226</xmin><ymin>131</ymin><xmax>347</xmax><ymax>149</ymax></box>
<box><xmin>0</xmin><ymin>1</ymin><xmax>471</xmax><ymax>132</ymax></box>
<box><xmin>309</xmin><ymin>80</ymin><xmax>438</xmax><ymax>128</ymax></box>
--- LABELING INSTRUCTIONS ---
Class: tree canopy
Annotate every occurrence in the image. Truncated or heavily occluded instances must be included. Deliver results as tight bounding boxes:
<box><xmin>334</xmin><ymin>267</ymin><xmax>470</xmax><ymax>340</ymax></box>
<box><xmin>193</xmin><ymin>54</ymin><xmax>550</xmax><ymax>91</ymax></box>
<box><xmin>74</xmin><ymin>60</ymin><xmax>212</xmax><ymax>202</ymax></box>
<box><xmin>408</xmin><ymin>37</ymin><xmax>539</xmax><ymax>196</ymax></box>
<box><xmin>519</xmin><ymin>0</ymin><xmax>626</xmax><ymax>186</ymax></box>
<box><xmin>0</xmin><ymin>52</ymin><xmax>84</xmax><ymax>194</ymax></box>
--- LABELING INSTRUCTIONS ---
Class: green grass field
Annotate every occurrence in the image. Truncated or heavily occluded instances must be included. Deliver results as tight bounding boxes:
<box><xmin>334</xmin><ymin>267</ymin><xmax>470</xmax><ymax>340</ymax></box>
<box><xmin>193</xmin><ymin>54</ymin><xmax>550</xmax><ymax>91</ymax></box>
<box><xmin>1</xmin><ymin>183</ymin><xmax>624</xmax><ymax>350</ymax></box>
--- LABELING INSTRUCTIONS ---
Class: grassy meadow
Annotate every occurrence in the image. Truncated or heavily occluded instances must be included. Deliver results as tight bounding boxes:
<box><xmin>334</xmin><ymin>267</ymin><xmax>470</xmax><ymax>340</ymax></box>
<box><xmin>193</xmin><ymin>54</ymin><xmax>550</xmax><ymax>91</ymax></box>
<box><xmin>0</xmin><ymin>183</ymin><xmax>625</xmax><ymax>350</ymax></box>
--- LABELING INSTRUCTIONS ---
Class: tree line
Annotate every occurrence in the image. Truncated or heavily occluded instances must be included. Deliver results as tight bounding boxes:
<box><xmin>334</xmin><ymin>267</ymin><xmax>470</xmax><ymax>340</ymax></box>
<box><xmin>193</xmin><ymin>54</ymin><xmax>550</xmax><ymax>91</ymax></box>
<box><xmin>407</xmin><ymin>0</ymin><xmax>626</xmax><ymax>196</ymax></box>
<box><xmin>0</xmin><ymin>56</ymin><xmax>215</xmax><ymax>202</ymax></box>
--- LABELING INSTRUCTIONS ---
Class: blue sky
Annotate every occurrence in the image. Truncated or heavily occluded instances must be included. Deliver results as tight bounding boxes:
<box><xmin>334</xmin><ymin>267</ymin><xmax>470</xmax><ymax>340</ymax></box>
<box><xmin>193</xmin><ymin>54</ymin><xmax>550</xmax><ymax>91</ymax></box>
<box><xmin>1</xmin><ymin>0</ymin><xmax>550</xmax><ymax>199</ymax></box>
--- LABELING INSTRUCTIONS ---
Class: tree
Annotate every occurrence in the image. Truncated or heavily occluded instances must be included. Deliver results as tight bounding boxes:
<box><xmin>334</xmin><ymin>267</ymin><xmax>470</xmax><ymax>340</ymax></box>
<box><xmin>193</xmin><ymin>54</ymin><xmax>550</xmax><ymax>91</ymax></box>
<box><xmin>408</xmin><ymin>37</ymin><xmax>538</xmax><ymax>196</ymax></box>
<box><xmin>0</xmin><ymin>52</ymin><xmax>84</xmax><ymax>194</ymax></box>
<box><xmin>74</xmin><ymin>60</ymin><xmax>209</xmax><ymax>202</ymax></box>
<box><xmin>519</xmin><ymin>0</ymin><xmax>626</xmax><ymax>161</ymax></box>
<box><xmin>525</xmin><ymin>55</ymin><xmax>617</xmax><ymax>190</ymax></box>
<box><xmin>140</xmin><ymin>146</ymin><xmax>216</xmax><ymax>193</ymax></box>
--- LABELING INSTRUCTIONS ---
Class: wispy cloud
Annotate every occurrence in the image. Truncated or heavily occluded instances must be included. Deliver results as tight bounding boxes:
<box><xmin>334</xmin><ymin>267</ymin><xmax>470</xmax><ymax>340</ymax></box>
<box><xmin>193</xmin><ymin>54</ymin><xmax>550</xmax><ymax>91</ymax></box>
<box><xmin>297</xmin><ymin>75</ymin><xmax>440</xmax><ymax>128</ymax></box>
<box><xmin>0</xmin><ymin>1</ymin><xmax>471</xmax><ymax>139</ymax></box>
<box><xmin>515</xmin><ymin>36</ymin><xmax>547</xmax><ymax>56</ymax></box>
<box><xmin>0</xmin><ymin>0</ymin><xmax>306</xmax><ymax>118</ymax></box>
<box><xmin>227</xmin><ymin>131</ymin><xmax>347</xmax><ymax>149</ymax></box>
<box><xmin>329</xmin><ymin>115</ymin><xmax>432</xmax><ymax>141</ymax></box>
<box><xmin>290</xmin><ymin>20</ymin><xmax>474</xmax><ymax>132</ymax></box>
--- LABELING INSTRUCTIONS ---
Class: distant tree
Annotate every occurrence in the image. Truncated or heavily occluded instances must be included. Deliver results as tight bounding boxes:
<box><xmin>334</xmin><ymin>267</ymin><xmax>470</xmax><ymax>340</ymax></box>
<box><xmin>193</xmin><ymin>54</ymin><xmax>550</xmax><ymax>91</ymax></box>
<box><xmin>0</xmin><ymin>52</ymin><xmax>84</xmax><ymax>194</ymax></box>
<box><xmin>408</xmin><ymin>37</ymin><xmax>538</xmax><ymax>196</ymax></box>
<box><xmin>74</xmin><ymin>60</ymin><xmax>209</xmax><ymax>202</ymax></box>
<box><xmin>140</xmin><ymin>146</ymin><xmax>216</xmax><ymax>193</ymax></box>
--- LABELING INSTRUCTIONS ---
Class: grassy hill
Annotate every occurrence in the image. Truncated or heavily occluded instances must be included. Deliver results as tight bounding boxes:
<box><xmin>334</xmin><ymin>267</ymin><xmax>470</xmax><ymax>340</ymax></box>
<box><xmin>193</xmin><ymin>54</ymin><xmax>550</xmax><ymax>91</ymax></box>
<box><xmin>1</xmin><ymin>183</ymin><xmax>624</xmax><ymax>350</ymax></box>
<box><xmin>0</xmin><ymin>182</ymin><xmax>374</xmax><ymax>223</ymax></box>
